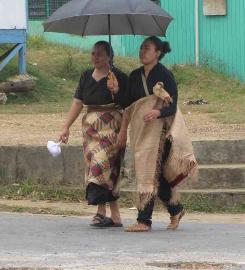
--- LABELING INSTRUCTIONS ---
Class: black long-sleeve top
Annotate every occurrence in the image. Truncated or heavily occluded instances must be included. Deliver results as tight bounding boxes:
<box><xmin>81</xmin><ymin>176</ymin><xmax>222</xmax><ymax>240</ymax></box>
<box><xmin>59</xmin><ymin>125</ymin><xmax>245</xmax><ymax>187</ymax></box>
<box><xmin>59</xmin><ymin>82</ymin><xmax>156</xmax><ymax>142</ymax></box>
<box><xmin>74</xmin><ymin>67</ymin><xmax>128</xmax><ymax>108</ymax></box>
<box><xmin>126</xmin><ymin>62</ymin><xmax>178</xmax><ymax>117</ymax></box>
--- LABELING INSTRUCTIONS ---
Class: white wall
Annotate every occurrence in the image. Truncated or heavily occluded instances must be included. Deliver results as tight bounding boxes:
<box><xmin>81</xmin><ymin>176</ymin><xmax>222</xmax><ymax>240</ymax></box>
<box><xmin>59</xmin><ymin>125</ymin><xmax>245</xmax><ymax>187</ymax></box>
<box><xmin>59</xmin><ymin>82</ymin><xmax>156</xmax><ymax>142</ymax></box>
<box><xmin>0</xmin><ymin>0</ymin><xmax>27</xmax><ymax>29</ymax></box>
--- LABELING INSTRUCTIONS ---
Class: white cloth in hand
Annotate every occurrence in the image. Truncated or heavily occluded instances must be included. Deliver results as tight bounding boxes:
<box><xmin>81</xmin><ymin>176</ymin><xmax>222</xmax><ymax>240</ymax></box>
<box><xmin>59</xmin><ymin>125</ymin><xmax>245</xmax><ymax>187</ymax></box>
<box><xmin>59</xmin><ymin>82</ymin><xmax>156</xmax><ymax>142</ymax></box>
<box><xmin>47</xmin><ymin>141</ymin><xmax>61</xmax><ymax>157</ymax></box>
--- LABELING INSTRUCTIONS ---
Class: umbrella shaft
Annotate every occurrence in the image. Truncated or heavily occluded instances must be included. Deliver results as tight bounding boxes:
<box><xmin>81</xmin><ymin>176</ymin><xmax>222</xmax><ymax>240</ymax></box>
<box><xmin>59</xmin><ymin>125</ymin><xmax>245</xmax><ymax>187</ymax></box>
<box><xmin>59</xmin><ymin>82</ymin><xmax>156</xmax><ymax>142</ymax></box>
<box><xmin>108</xmin><ymin>14</ymin><xmax>112</xmax><ymax>68</ymax></box>
<box><xmin>108</xmin><ymin>14</ymin><xmax>111</xmax><ymax>44</ymax></box>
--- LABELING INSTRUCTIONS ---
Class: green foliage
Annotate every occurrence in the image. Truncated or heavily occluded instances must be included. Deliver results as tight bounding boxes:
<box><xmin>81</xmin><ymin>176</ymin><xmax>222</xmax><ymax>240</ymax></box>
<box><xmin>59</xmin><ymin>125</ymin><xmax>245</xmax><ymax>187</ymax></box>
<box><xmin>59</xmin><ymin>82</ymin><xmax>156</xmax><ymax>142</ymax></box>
<box><xmin>27</xmin><ymin>35</ymin><xmax>47</xmax><ymax>49</ymax></box>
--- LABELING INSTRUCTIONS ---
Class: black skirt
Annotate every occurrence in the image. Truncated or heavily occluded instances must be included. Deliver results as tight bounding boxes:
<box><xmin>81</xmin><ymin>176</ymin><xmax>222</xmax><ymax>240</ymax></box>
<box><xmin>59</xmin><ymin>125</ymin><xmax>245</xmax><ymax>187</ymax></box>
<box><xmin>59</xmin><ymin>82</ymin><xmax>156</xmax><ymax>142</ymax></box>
<box><xmin>86</xmin><ymin>182</ymin><xmax>119</xmax><ymax>205</ymax></box>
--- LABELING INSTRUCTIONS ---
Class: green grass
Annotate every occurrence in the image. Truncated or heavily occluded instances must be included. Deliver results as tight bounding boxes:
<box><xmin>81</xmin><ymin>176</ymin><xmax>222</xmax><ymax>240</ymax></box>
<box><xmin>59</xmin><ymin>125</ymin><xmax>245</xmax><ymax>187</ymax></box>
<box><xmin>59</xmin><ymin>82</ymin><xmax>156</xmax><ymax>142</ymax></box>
<box><xmin>0</xmin><ymin>181</ymin><xmax>244</xmax><ymax>213</ymax></box>
<box><xmin>172</xmin><ymin>64</ymin><xmax>245</xmax><ymax>124</ymax></box>
<box><xmin>180</xmin><ymin>193</ymin><xmax>245</xmax><ymax>213</ymax></box>
<box><xmin>0</xmin><ymin>180</ymin><xmax>84</xmax><ymax>202</ymax></box>
<box><xmin>0</xmin><ymin>36</ymin><xmax>245</xmax><ymax>123</ymax></box>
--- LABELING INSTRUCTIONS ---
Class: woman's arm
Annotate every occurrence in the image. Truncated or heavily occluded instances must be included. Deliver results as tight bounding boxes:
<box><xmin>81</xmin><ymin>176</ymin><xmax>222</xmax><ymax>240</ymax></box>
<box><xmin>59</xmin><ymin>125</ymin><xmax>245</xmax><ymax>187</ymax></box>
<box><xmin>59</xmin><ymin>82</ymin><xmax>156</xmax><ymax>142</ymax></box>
<box><xmin>59</xmin><ymin>98</ymin><xmax>83</xmax><ymax>143</ymax></box>
<box><xmin>159</xmin><ymin>72</ymin><xmax>178</xmax><ymax>118</ymax></box>
<box><xmin>144</xmin><ymin>71</ymin><xmax>177</xmax><ymax>122</ymax></box>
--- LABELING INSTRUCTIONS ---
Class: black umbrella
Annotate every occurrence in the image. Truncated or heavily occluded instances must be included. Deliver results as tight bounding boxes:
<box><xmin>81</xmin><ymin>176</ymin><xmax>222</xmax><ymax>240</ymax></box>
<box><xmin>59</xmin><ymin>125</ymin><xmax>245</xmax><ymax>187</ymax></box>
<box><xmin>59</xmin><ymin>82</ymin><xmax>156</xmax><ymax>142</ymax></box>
<box><xmin>44</xmin><ymin>0</ymin><xmax>173</xmax><ymax>50</ymax></box>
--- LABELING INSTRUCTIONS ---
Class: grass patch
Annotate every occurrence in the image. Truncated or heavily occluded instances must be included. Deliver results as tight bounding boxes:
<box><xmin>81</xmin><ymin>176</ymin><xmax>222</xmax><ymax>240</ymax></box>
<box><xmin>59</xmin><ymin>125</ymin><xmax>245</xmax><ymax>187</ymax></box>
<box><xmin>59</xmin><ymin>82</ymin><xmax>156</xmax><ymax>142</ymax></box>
<box><xmin>0</xmin><ymin>180</ymin><xmax>84</xmax><ymax>202</ymax></box>
<box><xmin>127</xmin><ymin>190</ymin><xmax>245</xmax><ymax>213</ymax></box>
<box><xmin>27</xmin><ymin>34</ymin><xmax>47</xmax><ymax>49</ymax></box>
<box><xmin>180</xmin><ymin>193</ymin><xmax>245</xmax><ymax>213</ymax></box>
<box><xmin>0</xmin><ymin>181</ymin><xmax>244</xmax><ymax>213</ymax></box>
<box><xmin>172</xmin><ymin>64</ymin><xmax>245</xmax><ymax>124</ymax></box>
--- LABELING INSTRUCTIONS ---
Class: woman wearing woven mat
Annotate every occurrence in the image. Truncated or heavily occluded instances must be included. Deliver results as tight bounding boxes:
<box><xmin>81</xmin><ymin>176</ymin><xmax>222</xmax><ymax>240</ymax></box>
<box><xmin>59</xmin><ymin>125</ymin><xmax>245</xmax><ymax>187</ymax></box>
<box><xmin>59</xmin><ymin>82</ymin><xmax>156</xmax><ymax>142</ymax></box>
<box><xmin>116</xmin><ymin>36</ymin><xmax>197</xmax><ymax>232</ymax></box>
<box><xmin>59</xmin><ymin>41</ymin><xmax>128</xmax><ymax>228</ymax></box>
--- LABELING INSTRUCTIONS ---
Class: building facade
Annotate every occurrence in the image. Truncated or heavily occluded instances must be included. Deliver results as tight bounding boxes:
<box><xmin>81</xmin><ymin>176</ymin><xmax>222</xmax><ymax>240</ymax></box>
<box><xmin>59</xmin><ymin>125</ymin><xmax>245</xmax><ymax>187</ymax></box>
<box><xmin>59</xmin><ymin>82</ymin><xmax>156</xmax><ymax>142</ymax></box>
<box><xmin>28</xmin><ymin>0</ymin><xmax>245</xmax><ymax>80</ymax></box>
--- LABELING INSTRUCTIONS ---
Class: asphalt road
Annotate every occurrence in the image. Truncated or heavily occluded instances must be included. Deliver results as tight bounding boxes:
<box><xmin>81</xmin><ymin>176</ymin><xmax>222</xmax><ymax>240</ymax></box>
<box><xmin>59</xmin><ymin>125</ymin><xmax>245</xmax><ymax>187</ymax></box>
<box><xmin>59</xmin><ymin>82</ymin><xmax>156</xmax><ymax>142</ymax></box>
<box><xmin>0</xmin><ymin>213</ymin><xmax>244</xmax><ymax>270</ymax></box>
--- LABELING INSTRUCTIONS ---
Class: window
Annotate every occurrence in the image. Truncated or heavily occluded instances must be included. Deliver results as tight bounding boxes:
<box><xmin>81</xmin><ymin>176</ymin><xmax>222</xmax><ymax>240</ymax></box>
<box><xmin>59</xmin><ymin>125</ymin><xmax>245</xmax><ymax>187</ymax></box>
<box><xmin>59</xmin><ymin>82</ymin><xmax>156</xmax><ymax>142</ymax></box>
<box><xmin>28</xmin><ymin>0</ymin><xmax>70</xmax><ymax>20</ymax></box>
<box><xmin>28</xmin><ymin>0</ymin><xmax>47</xmax><ymax>20</ymax></box>
<box><xmin>203</xmin><ymin>0</ymin><xmax>227</xmax><ymax>16</ymax></box>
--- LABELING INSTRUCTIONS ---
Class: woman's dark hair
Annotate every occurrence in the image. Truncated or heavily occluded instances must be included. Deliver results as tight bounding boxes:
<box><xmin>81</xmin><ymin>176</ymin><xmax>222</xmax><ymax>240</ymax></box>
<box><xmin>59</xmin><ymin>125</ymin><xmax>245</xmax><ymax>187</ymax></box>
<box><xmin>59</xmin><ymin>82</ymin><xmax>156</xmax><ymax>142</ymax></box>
<box><xmin>94</xmin><ymin>40</ymin><xmax>114</xmax><ymax>66</ymax></box>
<box><xmin>144</xmin><ymin>36</ymin><xmax>171</xmax><ymax>60</ymax></box>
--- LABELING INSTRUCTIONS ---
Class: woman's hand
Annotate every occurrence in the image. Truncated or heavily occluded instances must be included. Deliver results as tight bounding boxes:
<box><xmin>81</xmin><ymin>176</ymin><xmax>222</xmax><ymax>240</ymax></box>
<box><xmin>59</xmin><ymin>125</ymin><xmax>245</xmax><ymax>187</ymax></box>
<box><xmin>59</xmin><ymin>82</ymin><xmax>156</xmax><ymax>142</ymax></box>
<box><xmin>143</xmin><ymin>109</ymin><xmax>161</xmax><ymax>122</ymax></box>
<box><xmin>59</xmin><ymin>127</ymin><xmax>70</xmax><ymax>144</ymax></box>
<box><xmin>107</xmin><ymin>71</ymin><xmax>119</xmax><ymax>94</ymax></box>
<box><xmin>117</xmin><ymin>129</ymin><xmax>127</xmax><ymax>149</ymax></box>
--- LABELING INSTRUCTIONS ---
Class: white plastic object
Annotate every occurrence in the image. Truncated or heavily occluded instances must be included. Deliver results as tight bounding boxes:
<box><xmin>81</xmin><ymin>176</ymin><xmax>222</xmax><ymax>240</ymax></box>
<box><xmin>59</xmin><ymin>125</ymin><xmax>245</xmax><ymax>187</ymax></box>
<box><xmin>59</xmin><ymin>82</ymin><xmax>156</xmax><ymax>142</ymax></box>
<box><xmin>47</xmin><ymin>140</ymin><xmax>62</xmax><ymax>157</ymax></box>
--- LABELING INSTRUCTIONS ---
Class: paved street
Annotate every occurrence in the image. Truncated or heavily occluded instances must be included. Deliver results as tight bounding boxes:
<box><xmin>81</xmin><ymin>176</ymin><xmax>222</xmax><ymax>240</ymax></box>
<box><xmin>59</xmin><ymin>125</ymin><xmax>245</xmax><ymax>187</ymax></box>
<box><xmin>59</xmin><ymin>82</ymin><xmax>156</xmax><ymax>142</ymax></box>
<box><xmin>0</xmin><ymin>212</ymin><xmax>244</xmax><ymax>270</ymax></box>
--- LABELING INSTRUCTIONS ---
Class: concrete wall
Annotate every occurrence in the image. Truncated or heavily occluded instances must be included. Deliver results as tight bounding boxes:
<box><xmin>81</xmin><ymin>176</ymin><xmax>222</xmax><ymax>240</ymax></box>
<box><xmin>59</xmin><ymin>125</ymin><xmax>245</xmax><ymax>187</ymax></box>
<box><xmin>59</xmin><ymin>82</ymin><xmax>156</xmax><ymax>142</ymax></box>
<box><xmin>0</xmin><ymin>140</ymin><xmax>244</xmax><ymax>189</ymax></box>
<box><xmin>0</xmin><ymin>146</ymin><xmax>85</xmax><ymax>186</ymax></box>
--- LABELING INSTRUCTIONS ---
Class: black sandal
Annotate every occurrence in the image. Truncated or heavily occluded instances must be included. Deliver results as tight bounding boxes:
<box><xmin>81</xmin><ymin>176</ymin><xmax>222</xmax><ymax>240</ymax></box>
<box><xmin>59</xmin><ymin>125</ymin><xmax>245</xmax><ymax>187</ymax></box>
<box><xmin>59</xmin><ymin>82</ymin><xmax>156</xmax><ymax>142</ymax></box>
<box><xmin>90</xmin><ymin>213</ymin><xmax>106</xmax><ymax>226</ymax></box>
<box><xmin>90</xmin><ymin>214</ymin><xmax>123</xmax><ymax>228</ymax></box>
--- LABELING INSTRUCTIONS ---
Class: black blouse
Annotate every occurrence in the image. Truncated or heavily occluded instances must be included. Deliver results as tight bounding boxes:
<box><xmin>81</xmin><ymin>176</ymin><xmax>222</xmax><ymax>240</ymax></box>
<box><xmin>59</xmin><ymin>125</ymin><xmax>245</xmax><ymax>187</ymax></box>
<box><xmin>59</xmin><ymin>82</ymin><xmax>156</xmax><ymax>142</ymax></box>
<box><xmin>74</xmin><ymin>67</ymin><xmax>128</xmax><ymax>108</ymax></box>
<box><xmin>126</xmin><ymin>63</ymin><xmax>178</xmax><ymax>117</ymax></box>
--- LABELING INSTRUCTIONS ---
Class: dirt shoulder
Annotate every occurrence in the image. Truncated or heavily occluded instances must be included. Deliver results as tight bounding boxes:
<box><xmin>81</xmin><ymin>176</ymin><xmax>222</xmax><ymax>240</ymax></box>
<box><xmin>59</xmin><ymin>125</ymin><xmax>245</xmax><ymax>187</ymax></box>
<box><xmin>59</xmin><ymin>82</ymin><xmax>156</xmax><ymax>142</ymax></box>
<box><xmin>1</xmin><ymin>112</ymin><xmax>245</xmax><ymax>146</ymax></box>
<box><xmin>0</xmin><ymin>199</ymin><xmax>245</xmax><ymax>224</ymax></box>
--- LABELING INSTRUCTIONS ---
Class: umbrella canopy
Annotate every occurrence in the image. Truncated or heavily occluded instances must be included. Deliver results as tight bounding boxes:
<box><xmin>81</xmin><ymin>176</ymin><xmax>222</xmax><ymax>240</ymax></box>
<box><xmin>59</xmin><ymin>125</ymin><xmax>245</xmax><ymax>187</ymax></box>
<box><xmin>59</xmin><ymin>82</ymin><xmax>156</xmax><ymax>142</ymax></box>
<box><xmin>43</xmin><ymin>0</ymin><xmax>173</xmax><ymax>37</ymax></box>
